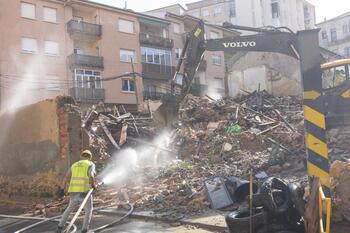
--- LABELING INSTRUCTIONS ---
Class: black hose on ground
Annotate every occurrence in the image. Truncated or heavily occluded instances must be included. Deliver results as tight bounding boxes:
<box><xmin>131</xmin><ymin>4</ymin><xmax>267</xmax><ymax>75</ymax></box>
<box><xmin>0</xmin><ymin>202</ymin><xmax>134</xmax><ymax>233</ymax></box>
<box><xmin>91</xmin><ymin>202</ymin><xmax>134</xmax><ymax>232</ymax></box>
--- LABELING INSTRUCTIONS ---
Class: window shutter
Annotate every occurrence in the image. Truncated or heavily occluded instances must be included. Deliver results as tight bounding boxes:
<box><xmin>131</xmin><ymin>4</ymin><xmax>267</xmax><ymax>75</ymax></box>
<box><xmin>118</xmin><ymin>19</ymin><xmax>134</xmax><ymax>33</ymax></box>
<box><xmin>22</xmin><ymin>38</ymin><xmax>37</xmax><ymax>53</ymax></box>
<box><xmin>43</xmin><ymin>7</ymin><xmax>57</xmax><ymax>23</ymax></box>
<box><xmin>21</xmin><ymin>3</ymin><xmax>35</xmax><ymax>19</ymax></box>
<box><xmin>44</xmin><ymin>41</ymin><xmax>59</xmax><ymax>55</ymax></box>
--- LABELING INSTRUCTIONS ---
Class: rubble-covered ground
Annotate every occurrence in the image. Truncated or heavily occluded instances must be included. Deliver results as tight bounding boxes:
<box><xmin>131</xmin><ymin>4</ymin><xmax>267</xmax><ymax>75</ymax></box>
<box><xmin>26</xmin><ymin>91</ymin><xmax>309</xmax><ymax>218</ymax></box>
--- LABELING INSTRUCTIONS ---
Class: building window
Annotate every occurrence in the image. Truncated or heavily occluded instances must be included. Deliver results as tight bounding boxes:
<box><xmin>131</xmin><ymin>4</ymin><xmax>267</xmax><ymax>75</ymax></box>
<box><xmin>321</xmin><ymin>31</ymin><xmax>327</xmax><ymax>39</ymax></box>
<box><xmin>21</xmin><ymin>2</ymin><xmax>36</xmax><ymax>19</ymax></box>
<box><xmin>122</xmin><ymin>79</ymin><xmax>135</xmax><ymax>92</ymax></box>
<box><xmin>175</xmin><ymin>48</ymin><xmax>182</xmax><ymax>59</ymax></box>
<box><xmin>229</xmin><ymin>0</ymin><xmax>236</xmax><ymax>17</ymax></box>
<box><xmin>303</xmin><ymin>5</ymin><xmax>310</xmax><ymax>19</ymax></box>
<box><xmin>345</xmin><ymin>47</ymin><xmax>350</xmax><ymax>57</ymax></box>
<box><xmin>343</xmin><ymin>24</ymin><xmax>349</xmax><ymax>36</ymax></box>
<box><xmin>214</xmin><ymin>6</ymin><xmax>222</xmax><ymax>15</ymax></box>
<box><xmin>271</xmin><ymin>2</ymin><xmax>279</xmax><ymax>18</ymax></box>
<box><xmin>45</xmin><ymin>75</ymin><xmax>60</xmax><ymax>91</ymax></box>
<box><xmin>141</xmin><ymin>47</ymin><xmax>171</xmax><ymax>65</ymax></box>
<box><xmin>190</xmin><ymin>10</ymin><xmax>200</xmax><ymax>18</ymax></box>
<box><xmin>331</xmin><ymin>29</ymin><xmax>337</xmax><ymax>42</ymax></box>
<box><xmin>120</xmin><ymin>49</ymin><xmax>135</xmax><ymax>63</ymax></box>
<box><xmin>44</xmin><ymin>41</ymin><xmax>59</xmax><ymax>55</ymax></box>
<box><xmin>173</xmin><ymin>23</ymin><xmax>181</xmax><ymax>34</ymax></box>
<box><xmin>202</xmin><ymin>9</ymin><xmax>209</xmax><ymax>17</ymax></box>
<box><xmin>212</xmin><ymin>54</ymin><xmax>222</xmax><ymax>65</ymax></box>
<box><xmin>43</xmin><ymin>7</ymin><xmax>57</xmax><ymax>23</ymax></box>
<box><xmin>210</xmin><ymin>31</ymin><xmax>219</xmax><ymax>39</ymax></box>
<box><xmin>21</xmin><ymin>37</ymin><xmax>37</xmax><ymax>53</ymax></box>
<box><xmin>213</xmin><ymin>78</ymin><xmax>223</xmax><ymax>89</ymax></box>
<box><xmin>74</xmin><ymin>69</ymin><xmax>102</xmax><ymax>89</ymax></box>
<box><xmin>118</xmin><ymin>19</ymin><xmax>134</xmax><ymax>33</ymax></box>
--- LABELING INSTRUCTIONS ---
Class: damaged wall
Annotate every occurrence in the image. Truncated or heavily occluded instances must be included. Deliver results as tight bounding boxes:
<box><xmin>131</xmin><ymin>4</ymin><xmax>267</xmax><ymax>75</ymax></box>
<box><xmin>0</xmin><ymin>97</ymin><xmax>82</xmax><ymax>177</ymax></box>
<box><xmin>227</xmin><ymin>52</ymin><xmax>302</xmax><ymax>97</ymax></box>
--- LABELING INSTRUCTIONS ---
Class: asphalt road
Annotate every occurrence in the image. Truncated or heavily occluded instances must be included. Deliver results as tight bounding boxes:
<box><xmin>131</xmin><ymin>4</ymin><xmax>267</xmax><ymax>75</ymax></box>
<box><xmin>0</xmin><ymin>216</ymin><xmax>217</xmax><ymax>233</ymax></box>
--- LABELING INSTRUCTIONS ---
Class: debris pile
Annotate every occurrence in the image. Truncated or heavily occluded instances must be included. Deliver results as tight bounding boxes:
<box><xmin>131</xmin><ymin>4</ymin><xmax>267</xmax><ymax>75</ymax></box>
<box><xmin>24</xmin><ymin>91</ymin><xmax>308</xmax><ymax>217</ymax></box>
<box><xmin>330</xmin><ymin>160</ymin><xmax>350</xmax><ymax>222</ymax></box>
<box><xmin>90</xmin><ymin>91</ymin><xmax>307</xmax><ymax>216</ymax></box>
<box><xmin>174</xmin><ymin>91</ymin><xmax>305</xmax><ymax>179</ymax></box>
<box><xmin>82</xmin><ymin>104</ymin><xmax>157</xmax><ymax>163</ymax></box>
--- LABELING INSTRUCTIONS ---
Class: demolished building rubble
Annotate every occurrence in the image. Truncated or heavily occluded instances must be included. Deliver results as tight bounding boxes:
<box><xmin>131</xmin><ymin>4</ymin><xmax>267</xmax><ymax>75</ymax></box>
<box><xmin>11</xmin><ymin>90</ymin><xmax>311</xmax><ymax>219</ymax></box>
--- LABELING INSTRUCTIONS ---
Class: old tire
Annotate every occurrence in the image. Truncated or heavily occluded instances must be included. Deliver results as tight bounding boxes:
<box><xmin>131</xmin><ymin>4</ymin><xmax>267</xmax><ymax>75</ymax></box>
<box><xmin>225</xmin><ymin>207</ymin><xmax>267</xmax><ymax>233</ymax></box>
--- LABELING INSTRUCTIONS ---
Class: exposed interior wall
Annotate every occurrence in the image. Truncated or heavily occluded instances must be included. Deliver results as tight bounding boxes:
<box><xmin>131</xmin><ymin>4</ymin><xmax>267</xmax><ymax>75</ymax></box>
<box><xmin>227</xmin><ymin>52</ymin><xmax>302</xmax><ymax>97</ymax></box>
<box><xmin>0</xmin><ymin>97</ymin><xmax>82</xmax><ymax>197</ymax></box>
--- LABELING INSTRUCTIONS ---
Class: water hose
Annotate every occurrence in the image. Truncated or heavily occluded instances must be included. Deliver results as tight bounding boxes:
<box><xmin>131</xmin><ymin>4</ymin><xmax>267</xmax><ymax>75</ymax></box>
<box><xmin>1</xmin><ymin>184</ymin><xmax>134</xmax><ymax>232</ymax></box>
<box><xmin>64</xmin><ymin>188</ymin><xmax>94</xmax><ymax>233</ymax></box>
<box><xmin>0</xmin><ymin>215</ymin><xmax>77</xmax><ymax>233</ymax></box>
<box><xmin>91</xmin><ymin>202</ymin><xmax>134</xmax><ymax>232</ymax></box>
<box><xmin>14</xmin><ymin>215</ymin><xmax>61</xmax><ymax>233</ymax></box>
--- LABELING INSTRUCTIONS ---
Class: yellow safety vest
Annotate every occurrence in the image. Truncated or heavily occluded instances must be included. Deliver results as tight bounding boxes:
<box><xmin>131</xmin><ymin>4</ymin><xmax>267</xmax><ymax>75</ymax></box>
<box><xmin>68</xmin><ymin>160</ymin><xmax>93</xmax><ymax>193</ymax></box>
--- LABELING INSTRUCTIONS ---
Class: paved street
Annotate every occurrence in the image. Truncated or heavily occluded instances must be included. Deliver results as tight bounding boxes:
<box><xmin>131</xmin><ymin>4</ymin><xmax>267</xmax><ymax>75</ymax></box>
<box><xmin>0</xmin><ymin>215</ymin><xmax>218</xmax><ymax>233</ymax></box>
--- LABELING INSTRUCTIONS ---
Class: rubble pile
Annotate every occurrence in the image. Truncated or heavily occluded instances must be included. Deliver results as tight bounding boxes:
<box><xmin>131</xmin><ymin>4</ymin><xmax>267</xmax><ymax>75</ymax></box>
<box><xmin>330</xmin><ymin>160</ymin><xmax>350</xmax><ymax>222</ymax></box>
<box><xmin>95</xmin><ymin>91</ymin><xmax>307</xmax><ymax>215</ymax></box>
<box><xmin>26</xmin><ymin>91</ymin><xmax>308</xmax><ymax>217</ymax></box>
<box><xmin>174</xmin><ymin>92</ymin><xmax>305</xmax><ymax>178</ymax></box>
<box><xmin>83</xmin><ymin>105</ymin><xmax>157</xmax><ymax>164</ymax></box>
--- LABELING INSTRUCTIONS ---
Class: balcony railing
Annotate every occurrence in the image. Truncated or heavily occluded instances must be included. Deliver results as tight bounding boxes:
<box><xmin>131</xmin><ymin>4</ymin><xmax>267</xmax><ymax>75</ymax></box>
<box><xmin>67</xmin><ymin>20</ymin><xmax>102</xmax><ymax>41</ymax></box>
<box><xmin>139</xmin><ymin>33</ymin><xmax>174</xmax><ymax>49</ymax></box>
<box><xmin>143</xmin><ymin>91</ymin><xmax>166</xmax><ymax>100</ymax></box>
<box><xmin>327</xmin><ymin>34</ymin><xmax>350</xmax><ymax>46</ymax></box>
<box><xmin>141</xmin><ymin>63</ymin><xmax>175</xmax><ymax>80</ymax></box>
<box><xmin>68</xmin><ymin>54</ymin><xmax>104</xmax><ymax>69</ymax></box>
<box><xmin>69</xmin><ymin>87</ymin><xmax>105</xmax><ymax>103</ymax></box>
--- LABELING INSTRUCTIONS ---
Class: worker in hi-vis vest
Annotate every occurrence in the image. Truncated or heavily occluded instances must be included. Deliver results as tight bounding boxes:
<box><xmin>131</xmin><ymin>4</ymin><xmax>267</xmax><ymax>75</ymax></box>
<box><xmin>56</xmin><ymin>150</ymin><xmax>98</xmax><ymax>233</ymax></box>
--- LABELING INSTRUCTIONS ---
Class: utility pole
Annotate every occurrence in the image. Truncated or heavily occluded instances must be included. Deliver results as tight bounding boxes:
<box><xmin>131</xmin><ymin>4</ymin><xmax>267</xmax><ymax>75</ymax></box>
<box><xmin>130</xmin><ymin>58</ymin><xmax>139</xmax><ymax>111</ymax></box>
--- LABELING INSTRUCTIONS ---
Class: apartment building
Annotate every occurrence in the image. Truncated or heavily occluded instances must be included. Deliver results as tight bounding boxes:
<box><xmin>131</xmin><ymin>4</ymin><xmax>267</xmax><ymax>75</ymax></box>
<box><xmin>145</xmin><ymin>8</ymin><xmax>239</xmax><ymax>98</ymax></box>
<box><xmin>186</xmin><ymin>0</ymin><xmax>316</xmax><ymax>33</ymax></box>
<box><xmin>0</xmin><ymin>0</ymin><xmax>239</xmax><ymax>111</ymax></box>
<box><xmin>0</xmin><ymin>0</ymin><xmax>145</xmax><ymax>111</ymax></box>
<box><xmin>317</xmin><ymin>12</ymin><xmax>350</xmax><ymax>57</ymax></box>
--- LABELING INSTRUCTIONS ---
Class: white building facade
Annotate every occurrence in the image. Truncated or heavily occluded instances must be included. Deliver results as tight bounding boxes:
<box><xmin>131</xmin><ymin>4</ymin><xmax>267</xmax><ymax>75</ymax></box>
<box><xmin>317</xmin><ymin>12</ymin><xmax>350</xmax><ymax>57</ymax></box>
<box><xmin>186</xmin><ymin>0</ymin><xmax>316</xmax><ymax>33</ymax></box>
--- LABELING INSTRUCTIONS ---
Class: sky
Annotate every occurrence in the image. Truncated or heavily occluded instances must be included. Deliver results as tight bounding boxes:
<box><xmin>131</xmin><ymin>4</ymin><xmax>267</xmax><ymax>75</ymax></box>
<box><xmin>92</xmin><ymin>0</ymin><xmax>350</xmax><ymax>24</ymax></box>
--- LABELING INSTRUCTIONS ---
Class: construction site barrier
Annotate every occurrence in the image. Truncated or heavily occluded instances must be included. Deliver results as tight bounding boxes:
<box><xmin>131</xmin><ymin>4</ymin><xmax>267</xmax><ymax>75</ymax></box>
<box><xmin>319</xmin><ymin>186</ymin><xmax>331</xmax><ymax>233</ymax></box>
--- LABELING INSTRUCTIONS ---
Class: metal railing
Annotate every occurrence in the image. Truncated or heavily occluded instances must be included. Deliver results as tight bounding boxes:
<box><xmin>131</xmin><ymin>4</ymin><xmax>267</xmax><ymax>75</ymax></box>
<box><xmin>67</xmin><ymin>20</ymin><xmax>102</xmax><ymax>37</ymax></box>
<box><xmin>68</xmin><ymin>54</ymin><xmax>104</xmax><ymax>69</ymax></box>
<box><xmin>143</xmin><ymin>91</ymin><xmax>166</xmax><ymax>100</ymax></box>
<box><xmin>69</xmin><ymin>87</ymin><xmax>105</xmax><ymax>103</ymax></box>
<box><xmin>139</xmin><ymin>33</ymin><xmax>174</xmax><ymax>49</ymax></box>
<box><xmin>141</xmin><ymin>63</ymin><xmax>175</xmax><ymax>80</ymax></box>
<box><xmin>319</xmin><ymin>186</ymin><xmax>331</xmax><ymax>233</ymax></box>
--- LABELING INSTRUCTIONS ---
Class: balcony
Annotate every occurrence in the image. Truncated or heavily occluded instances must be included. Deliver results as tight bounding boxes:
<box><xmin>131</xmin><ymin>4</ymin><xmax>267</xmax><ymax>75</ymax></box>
<box><xmin>327</xmin><ymin>35</ymin><xmax>350</xmax><ymax>46</ymax></box>
<box><xmin>143</xmin><ymin>91</ymin><xmax>166</xmax><ymax>100</ymax></box>
<box><xmin>139</xmin><ymin>33</ymin><xmax>174</xmax><ymax>49</ymax></box>
<box><xmin>67</xmin><ymin>20</ymin><xmax>102</xmax><ymax>42</ymax></box>
<box><xmin>69</xmin><ymin>87</ymin><xmax>105</xmax><ymax>103</ymax></box>
<box><xmin>68</xmin><ymin>54</ymin><xmax>104</xmax><ymax>70</ymax></box>
<box><xmin>141</xmin><ymin>63</ymin><xmax>175</xmax><ymax>80</ymax></box>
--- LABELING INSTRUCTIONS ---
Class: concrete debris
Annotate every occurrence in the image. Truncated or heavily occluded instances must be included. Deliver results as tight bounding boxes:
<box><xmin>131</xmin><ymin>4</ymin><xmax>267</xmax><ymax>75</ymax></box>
<box><xmin>2</xmin><ymin>91</ymin><xmax>309</xmax><ymax>219</ymax></box>
<box><xmin>330</xmin><ymin>160</ymin><xmax>350</xmax><ymax>222</ymax></box>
